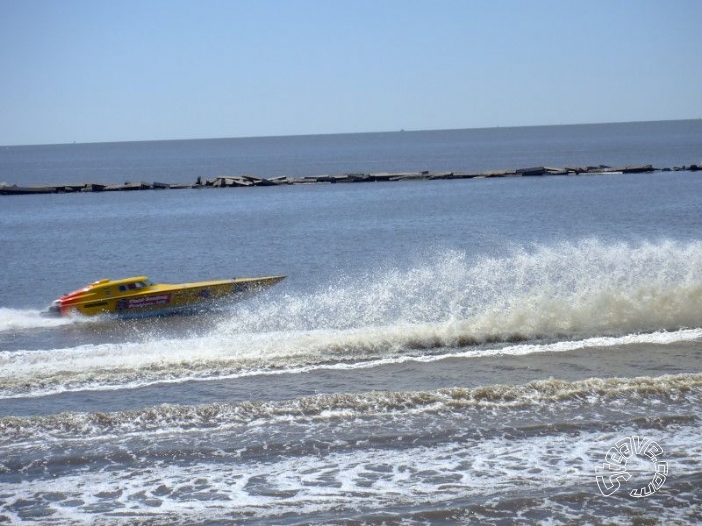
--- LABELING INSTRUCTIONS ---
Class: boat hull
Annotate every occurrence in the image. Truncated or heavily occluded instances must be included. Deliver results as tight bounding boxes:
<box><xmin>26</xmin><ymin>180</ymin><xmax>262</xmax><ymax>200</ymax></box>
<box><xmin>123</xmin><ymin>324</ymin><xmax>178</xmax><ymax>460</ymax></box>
<box><xmin>44</xmin><ymin>276</ymin><xmax>285</xmax><ymax>318</ymax></box>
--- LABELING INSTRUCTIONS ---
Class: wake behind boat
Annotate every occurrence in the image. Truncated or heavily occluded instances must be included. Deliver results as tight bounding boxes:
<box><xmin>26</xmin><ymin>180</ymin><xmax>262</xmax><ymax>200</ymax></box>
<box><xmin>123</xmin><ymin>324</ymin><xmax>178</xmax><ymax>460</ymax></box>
<box><xmin>43</xmin><ymin>274</ymin><xmax>285</xmax><ymax>318</ymax></box>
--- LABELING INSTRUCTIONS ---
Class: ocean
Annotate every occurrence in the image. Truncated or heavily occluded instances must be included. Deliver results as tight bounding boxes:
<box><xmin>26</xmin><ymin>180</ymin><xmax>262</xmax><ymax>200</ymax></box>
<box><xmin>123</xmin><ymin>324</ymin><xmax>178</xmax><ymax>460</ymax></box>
<box><xmin>2</xmin><ymin>120</ymin><xmax>701</xmax><ymax>187</ymax></box>
<box><xmin>1</xmin><ymin>120</ymin><xmax>702</xmax><ymax>524</ymax></box>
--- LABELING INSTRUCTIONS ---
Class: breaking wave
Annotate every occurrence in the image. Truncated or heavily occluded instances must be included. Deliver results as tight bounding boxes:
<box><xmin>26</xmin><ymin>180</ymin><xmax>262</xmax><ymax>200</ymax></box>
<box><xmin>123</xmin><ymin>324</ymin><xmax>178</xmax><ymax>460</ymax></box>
<box><xmin>2</xmin><ymin>373</ymin><xmax>700</xmax><ymax>442</ymax></box>
<box><xmin>1</xmin><ymin>328</ymin><xmax>701</xmax><ymax>400</ymax></box>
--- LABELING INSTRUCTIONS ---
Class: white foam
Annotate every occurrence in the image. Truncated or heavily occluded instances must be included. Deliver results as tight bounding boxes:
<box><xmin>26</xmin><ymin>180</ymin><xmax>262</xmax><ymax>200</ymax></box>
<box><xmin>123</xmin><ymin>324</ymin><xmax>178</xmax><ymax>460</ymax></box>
<box><xmin>2</xmin><ymin>373</ymin><xmax>700</xmax><ymax>444</ymax></box>
<box><xmin>1</xmin><ymin>324</ymin><xmax>700</xmax><ymax>400</ymax></box>
<box><xmin>221</xmin><ymin>239</ymin><xmax>702</xmax><ymax>335</ymax></box>
<box><xmin>4</xmin><ymin>240</ymin><xmax>702</xmax><ymax>398</ymax></box>
<box><xmin>0</xmin><ymin>308</ymin><xmax>83</xmax><ymax>331</ymax></box>
<box><xmin>1</xmin><ymin>424</ymin><xmax>699</xmax><ymax>522</ymax></box>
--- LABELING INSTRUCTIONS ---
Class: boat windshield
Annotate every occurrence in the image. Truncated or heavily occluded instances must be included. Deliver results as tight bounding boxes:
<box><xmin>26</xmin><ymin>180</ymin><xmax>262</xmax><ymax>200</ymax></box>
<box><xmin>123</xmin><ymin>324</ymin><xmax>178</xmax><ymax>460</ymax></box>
<box><xmin>119</xmin><ymin>281</ymin><xmax>150</xmax><ymax>292</ymax></box>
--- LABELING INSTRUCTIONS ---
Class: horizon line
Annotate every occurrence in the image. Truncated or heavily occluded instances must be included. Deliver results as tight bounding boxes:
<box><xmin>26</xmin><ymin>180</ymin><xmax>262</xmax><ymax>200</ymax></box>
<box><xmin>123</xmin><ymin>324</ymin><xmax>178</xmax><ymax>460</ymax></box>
<box><xmin>2</xmin><ymin>117</ymin><xmax>700</xmax><ymax>149</ymax></box>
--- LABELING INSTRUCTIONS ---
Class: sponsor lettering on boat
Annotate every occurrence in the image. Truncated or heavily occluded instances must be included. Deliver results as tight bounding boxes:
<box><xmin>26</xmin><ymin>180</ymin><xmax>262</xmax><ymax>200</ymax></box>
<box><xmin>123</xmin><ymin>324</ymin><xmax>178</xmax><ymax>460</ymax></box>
<box><xmin>117</xmin><ymin>294</ymin><xmax>172</xmax><ymax>310</ymax></box>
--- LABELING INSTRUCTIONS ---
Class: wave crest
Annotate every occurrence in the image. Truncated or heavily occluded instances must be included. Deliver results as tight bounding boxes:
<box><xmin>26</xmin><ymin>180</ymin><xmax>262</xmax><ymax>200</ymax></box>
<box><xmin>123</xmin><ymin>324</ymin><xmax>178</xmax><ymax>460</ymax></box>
<box><xmin>2</xmin><ymin>373</ymin><xmax>700</xmax><ymax>442</ymax></box>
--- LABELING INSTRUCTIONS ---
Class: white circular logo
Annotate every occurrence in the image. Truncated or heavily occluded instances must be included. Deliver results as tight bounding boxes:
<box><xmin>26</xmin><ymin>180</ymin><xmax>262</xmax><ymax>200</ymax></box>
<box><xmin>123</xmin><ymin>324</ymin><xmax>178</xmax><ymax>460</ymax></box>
<box><xmin>596</xmin><ymin>435</ymin><xmax>667</xmax><ymax>497</ymax></box>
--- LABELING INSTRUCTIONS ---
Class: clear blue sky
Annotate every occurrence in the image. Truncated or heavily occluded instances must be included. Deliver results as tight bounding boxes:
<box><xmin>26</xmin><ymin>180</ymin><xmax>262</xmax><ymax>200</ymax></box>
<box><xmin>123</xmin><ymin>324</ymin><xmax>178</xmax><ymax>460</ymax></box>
<box><xmin>1</xmin><ymin>0</ymin><xmax>700</xmax><ymax>145</ymax></box>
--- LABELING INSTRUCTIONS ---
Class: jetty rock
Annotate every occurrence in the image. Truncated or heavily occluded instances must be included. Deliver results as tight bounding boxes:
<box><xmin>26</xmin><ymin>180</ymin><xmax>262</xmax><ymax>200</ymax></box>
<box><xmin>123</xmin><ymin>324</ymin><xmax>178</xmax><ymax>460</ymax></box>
<box><xmin>0</xmin><ymin>184</ymin><xmax>55</xmax><ymax>195</ymax></box>
<box><xmin>207</xmin><ymin>175</ymin><xmax>279</xmax><ymax>187</ymax></box>
<box><xmin>619</xmin><ymin>165</ymin><xmax>655</xmax><ymax>173</ymax></box>
<box><xmin>480</xmin><ymin>169</ymin><xmax>517</xmax><ymax>177</ymax></box>
<box><xmin>2</xmin><ymin>162</ymin><xmax>699</xmax><ymax>197</ymax></box>
<box><xmin>516</xmin><ymin>166</ymin><xmax>547</xmax><ymax>176</ymax></box>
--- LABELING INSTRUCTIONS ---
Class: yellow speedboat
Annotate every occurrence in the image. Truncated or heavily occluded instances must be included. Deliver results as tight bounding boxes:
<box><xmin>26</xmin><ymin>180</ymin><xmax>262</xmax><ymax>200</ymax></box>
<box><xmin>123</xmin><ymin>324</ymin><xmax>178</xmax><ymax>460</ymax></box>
<box><xmin>44</xmin><ymin>275</ymin><xmax>285</xmax><ymax>317</ymax></box>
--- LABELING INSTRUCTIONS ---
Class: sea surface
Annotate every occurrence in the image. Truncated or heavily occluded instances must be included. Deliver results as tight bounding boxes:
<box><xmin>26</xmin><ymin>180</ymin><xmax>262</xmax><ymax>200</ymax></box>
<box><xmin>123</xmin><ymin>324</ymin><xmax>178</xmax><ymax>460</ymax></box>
<box><xmin>1</xmin><ymin>121</ymin><xmax>702</xmax><ymax>524</ymax></box>
<box><xmin>1</xmin><ymin>120</ymin><xmax>701</xmax><ymax>186</ymax></box>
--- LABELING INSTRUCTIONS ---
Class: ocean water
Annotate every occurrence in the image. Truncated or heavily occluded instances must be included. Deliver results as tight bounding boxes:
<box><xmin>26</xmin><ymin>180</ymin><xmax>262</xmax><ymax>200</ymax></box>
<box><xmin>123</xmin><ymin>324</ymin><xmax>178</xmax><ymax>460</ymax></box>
<box><xmin>1</xmin><ymin>122</ymin><xmax>702</xmax><ymax>524</ymax></box>
<box><xmin>1</xmin><ymin>120</ymin><xmax>701</xmax><ymax>186</ymax></box>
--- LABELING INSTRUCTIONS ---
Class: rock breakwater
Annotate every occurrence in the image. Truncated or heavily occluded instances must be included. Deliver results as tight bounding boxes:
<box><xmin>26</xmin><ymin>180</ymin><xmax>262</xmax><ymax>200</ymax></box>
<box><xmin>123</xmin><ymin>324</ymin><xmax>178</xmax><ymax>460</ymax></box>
<box><xmin>1</xmin><ymin>163</ymin><xmax>700</xmax><ymax>196</ymax></box>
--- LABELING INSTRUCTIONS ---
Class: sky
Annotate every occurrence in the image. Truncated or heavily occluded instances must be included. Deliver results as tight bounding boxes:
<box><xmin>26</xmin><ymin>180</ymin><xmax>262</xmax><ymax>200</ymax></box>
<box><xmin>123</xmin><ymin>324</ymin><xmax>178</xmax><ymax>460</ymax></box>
<box><xmin>1</xmin><ymin>0</ymin><xmax>700</xmax><ymax>146</ymax></box>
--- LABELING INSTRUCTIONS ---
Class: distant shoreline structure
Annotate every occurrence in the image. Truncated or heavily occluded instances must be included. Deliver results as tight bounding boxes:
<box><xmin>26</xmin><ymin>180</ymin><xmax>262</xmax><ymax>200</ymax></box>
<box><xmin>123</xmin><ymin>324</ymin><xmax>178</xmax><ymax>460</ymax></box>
<box><xmin>1</xmin><ymin>163</ymin><xmax>700</xmax><ymax>196</ymax></box>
